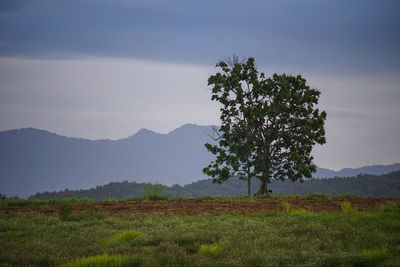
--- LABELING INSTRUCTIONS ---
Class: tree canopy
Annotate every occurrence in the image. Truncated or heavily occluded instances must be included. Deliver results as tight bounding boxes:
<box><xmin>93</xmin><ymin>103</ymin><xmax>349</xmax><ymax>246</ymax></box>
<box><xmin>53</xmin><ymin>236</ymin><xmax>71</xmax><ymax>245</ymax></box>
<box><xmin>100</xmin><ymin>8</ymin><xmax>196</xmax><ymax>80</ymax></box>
<box><xmin>203</xmin><ymin>57</ymin><xmax>326</xmax><ymax>194</ymax></box>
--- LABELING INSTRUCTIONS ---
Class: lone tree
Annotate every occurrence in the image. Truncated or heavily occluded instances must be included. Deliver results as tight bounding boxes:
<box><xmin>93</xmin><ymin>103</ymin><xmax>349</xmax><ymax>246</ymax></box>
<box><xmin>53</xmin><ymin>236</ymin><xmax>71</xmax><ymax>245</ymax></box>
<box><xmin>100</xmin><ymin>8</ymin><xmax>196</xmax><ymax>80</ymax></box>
<box><xmin>203</xmin><ymin>57</ymin><xmax>326</xmax><ymax>195</ymax></box>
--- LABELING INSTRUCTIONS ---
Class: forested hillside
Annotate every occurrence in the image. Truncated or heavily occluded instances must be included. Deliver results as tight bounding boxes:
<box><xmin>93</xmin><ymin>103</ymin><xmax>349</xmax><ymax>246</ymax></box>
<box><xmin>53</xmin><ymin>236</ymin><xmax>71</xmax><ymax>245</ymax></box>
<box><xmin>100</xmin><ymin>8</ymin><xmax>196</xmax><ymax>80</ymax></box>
<box><xmin>29</xmin><ymin>170</ymin><xmax>400</xmax><ymax>200</ymax></box>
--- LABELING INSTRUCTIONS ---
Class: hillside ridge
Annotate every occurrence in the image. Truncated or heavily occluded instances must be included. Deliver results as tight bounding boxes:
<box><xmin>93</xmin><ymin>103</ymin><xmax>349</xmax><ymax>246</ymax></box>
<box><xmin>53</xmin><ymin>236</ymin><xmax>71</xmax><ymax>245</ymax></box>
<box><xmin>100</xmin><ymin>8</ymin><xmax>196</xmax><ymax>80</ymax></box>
<box><xmin>1</xmin><ymin>125</ymin><xmax>399</xmax><ymax>197</ymax></box>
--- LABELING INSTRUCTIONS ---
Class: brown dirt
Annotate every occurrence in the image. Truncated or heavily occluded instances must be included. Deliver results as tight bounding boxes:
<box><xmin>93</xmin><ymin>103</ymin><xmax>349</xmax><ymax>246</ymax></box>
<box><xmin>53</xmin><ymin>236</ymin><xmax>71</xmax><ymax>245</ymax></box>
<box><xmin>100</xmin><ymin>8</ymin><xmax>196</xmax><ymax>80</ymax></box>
<box><xmin>0</xmin><ymin>197</ymin><xmax>398</xmax><ymax>216</ymax></box>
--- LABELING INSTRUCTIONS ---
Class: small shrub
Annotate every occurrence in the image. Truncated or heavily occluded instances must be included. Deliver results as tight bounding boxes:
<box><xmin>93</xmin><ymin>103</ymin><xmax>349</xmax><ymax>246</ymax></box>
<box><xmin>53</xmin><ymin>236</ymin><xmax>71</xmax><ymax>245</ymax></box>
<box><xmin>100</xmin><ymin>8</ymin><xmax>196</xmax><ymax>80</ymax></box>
<box><xmin>198</xmin><ymin>244</ymin><xmax>223</xmax><ymax>257</ymax></box>
<box><xmin>143</xmin><ymin>183</ymin><xmax>170</xmax><ymax>201</ymax></box>
<box><xmin>341</xmin><ymin>201</ymin><xmax>358</xmax><ymax>213</ymax></box>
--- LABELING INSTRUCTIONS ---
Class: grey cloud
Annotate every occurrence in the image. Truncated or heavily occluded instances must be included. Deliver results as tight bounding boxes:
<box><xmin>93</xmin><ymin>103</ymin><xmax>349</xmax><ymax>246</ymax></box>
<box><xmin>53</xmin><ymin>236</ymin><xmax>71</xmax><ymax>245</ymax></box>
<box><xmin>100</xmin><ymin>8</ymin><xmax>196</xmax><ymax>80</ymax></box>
<box><xmin>0</xmin><ymin>0</ymin><xmax>399</xmax><ymax>73</ymax></box>
<box><xmin>0</xmin><ymin>0</ymin><xmax>25</xmax><ymax>12</ymax></box>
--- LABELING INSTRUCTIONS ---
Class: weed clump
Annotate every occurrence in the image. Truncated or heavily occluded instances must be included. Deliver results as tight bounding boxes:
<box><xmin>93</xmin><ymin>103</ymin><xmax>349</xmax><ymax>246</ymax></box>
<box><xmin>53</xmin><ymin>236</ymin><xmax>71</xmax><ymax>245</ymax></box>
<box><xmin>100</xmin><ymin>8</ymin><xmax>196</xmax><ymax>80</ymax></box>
<box><xmin>198</xmin><ymin>244</ymin><xmax>223</xmax><ymax>257</ymax></box>
<box><xmin>282</xmin><ymin>201</ymin><xmax>312</xmax><ymax>215</ymax></box>
<box><xmin>341</xmin><ymin>201</ymin><xmax>358</xmax><ymax>213</ymax></box>
<box><xmin>282</xmin><ymin>201</ymin><xmax>292</xmax><ymax>213</ymax></box>
<box><xmin>362</xmin><ymin>248</ymin><xmax>389</xmax><ymax>265</ymax></box>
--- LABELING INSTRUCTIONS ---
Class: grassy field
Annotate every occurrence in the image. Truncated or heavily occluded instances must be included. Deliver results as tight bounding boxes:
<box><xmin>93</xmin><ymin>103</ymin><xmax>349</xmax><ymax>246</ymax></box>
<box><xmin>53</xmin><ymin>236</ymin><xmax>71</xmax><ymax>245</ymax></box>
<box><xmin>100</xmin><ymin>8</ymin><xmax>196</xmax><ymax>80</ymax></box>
<box><xmin>0</xmin><ymin>198</ymin><xmax>399</xmax><ymax>266</ymax></box>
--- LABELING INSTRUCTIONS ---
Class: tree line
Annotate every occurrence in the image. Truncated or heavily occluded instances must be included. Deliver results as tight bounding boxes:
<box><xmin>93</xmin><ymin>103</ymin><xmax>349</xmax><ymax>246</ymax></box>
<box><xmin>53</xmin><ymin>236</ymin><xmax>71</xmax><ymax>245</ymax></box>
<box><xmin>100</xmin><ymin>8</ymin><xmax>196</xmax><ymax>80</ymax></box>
<box><xmin>28</xmin><ymin>170</ymin><xmax>400</xmax><ymax>200</ymax></box>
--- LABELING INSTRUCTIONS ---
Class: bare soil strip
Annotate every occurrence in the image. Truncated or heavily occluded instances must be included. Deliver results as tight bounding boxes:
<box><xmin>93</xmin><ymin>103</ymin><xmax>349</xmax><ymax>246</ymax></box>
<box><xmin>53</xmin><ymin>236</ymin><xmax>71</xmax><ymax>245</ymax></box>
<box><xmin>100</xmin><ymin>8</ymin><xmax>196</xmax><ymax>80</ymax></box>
<box><xmin>1</xmin><ymin>197</ymin><xmax>398</xmax><ymax>215</ymax></box>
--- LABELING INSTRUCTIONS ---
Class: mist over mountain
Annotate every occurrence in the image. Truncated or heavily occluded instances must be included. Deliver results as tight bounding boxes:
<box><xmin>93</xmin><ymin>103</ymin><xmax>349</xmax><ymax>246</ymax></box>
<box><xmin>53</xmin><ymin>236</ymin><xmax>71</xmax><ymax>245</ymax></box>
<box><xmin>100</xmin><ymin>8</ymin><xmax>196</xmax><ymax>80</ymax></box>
<box><xmin>315</xmin><ymin>164</ymin><xmax>400</xmax><ymax>178</ymax></box>
<box><xmin>0</xmin><ymin>124</ymin><xmax>214</xmax><ymax>197</ymax></box>
<box><xmin>1</xmin><ymin>124</ymin><xmax>399</xmax><ymax>198</ymax></box>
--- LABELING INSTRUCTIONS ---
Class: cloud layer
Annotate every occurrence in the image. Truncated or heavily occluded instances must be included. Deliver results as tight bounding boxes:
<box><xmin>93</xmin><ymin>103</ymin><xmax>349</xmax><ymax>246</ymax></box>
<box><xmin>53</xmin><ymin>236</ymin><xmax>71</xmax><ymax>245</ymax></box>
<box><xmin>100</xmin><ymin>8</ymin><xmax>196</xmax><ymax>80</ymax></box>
<box><xmin>0</xmin><ymin>0</ymin><xmax>399</xmax><ymax>170</ymax></box>
<box><xmin>1</xmin><ymin>0</ymin><xmax>399</xmax><ymax>72</ymax></box>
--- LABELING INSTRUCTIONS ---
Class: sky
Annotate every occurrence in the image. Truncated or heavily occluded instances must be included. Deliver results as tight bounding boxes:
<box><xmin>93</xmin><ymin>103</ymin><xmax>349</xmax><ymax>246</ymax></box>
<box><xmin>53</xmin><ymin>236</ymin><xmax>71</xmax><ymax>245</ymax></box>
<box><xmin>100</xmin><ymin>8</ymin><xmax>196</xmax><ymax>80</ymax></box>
<box><xmin>0</xmin><ymin>0</ymin><xmax>399</xmax><ymax>170</ymax></box>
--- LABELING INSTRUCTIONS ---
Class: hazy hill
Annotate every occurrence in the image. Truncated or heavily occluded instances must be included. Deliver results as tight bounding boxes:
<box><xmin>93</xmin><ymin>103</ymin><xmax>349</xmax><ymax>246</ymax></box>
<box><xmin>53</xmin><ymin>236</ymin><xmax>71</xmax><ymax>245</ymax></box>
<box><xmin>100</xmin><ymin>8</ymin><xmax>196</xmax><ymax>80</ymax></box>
<box><xmin>1</xmin><ymin>124</ymin><xmax>399</xmax><ymax>198</ymax></box>
<box><xmin>315</xmin><ymin>164</ymin><xmax>400</xmax><ymax>178</ymax></box>
<box><xmin>30</xmin><ymin>170</ymin><xmax>400</xmax><ymax>200</ymax></box>
<box><xmin>0</xmin><ymin>124</ymin><xmax>215</xmax><ymax>197</ymax></box>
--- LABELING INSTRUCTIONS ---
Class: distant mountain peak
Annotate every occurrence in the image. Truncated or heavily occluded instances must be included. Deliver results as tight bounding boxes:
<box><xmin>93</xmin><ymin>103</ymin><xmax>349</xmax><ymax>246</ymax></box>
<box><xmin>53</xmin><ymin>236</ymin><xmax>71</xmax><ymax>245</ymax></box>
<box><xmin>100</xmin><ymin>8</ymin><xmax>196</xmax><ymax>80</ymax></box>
<box><xmin>122</xmin><ymin>128</ymin><xmax>159</xmax><ymax>140</ymax></box>
<box><xmin>169</xmin><ymin>123</ymin><xmax>199</xmax><ymax>132</ymax></box>
<box><xmin>168</xmin><ymin>123</ymin><xmax>216</xmax><ymax>135</ymax></box>
<box><xmin>135</xmin><ymin>128</ymin><xmax>158</xmax><ymax>135</ymax></box>
<box><xmin>0</xmin><ymin>127</ymin><xmax>61</xmax><ymax>138</ymax></box>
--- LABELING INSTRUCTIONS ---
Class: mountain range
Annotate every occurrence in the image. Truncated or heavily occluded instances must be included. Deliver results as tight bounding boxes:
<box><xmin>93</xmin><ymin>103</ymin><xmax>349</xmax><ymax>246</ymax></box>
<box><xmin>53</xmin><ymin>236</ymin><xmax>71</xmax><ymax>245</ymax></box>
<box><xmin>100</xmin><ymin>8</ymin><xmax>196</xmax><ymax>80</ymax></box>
<box><xmin>1</xmin><ymin>124</ymin><xmax>399</xmax><ymax>198</ymax></box>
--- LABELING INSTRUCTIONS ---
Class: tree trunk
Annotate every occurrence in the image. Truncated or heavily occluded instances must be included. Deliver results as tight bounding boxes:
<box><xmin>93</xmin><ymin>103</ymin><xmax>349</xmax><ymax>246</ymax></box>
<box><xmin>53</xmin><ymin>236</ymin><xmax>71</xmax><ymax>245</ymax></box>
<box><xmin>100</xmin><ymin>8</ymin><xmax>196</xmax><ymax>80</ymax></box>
<box><xmin>256</xmin><ymin>161</ymin><xmax>270</xmax><ymax>195</ymax></box>
<box><xmin>247</xmin><ymin>166</ymin><xmax>251</xmax><ymax>196</ymax></box>
<box><xmin>256</xmin><ymin>180</ymin><xmax>267</xmax><ymax>195</ymax></box>
<box><xmin>247</xmin><ymin>177</ymin><xmax>251</xmax><ymax>196</ymax></box>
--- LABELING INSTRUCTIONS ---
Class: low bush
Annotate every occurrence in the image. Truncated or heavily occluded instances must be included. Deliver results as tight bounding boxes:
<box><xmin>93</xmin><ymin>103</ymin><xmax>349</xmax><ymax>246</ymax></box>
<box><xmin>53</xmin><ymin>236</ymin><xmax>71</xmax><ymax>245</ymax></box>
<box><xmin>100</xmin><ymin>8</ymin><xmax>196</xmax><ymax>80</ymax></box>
<box><xmin>126</xmin><ymin>184</ymin><xmax>171</xmax><ymax>201</ymax></box>
<box><xmin>143</xmin><ymin>183</ymin><xmax>170</xmax><ymax>200</ymax></box>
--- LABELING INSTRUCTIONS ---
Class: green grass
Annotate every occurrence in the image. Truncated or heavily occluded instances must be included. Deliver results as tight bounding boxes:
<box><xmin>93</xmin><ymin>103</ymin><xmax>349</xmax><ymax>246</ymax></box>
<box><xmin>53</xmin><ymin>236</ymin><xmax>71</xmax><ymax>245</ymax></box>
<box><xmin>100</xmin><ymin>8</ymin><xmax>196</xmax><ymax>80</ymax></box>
<box><xmin>282</xmin><ymin>201</ymin><xmax>292</xmax><ymax>213</ymax></box>
<box><xmin>0</xmin><ymin>197</ymin><xmax>93</xmax><ymax>207</ymax></box>
<box><xmin>198</xmin><ymin>244</ymin><xmax>223</xmax><ymax>257</ymax></box>
<box><xmin>61</xmin><ymin>254</ymin><xmax>142</xmax><ymax>267</ymax></box>
<box><xmin>341</xmin><ymin>200</ymin><xmax>358</xmax><ymax>213</ymax></box>
<box><xmin>106</xmin><ymin>230</ymin><xmax>142</xmax><ymax>244</ymax></box>
<box><xmin>362</xmin><ymin>248</ymin><xmax>389</xmax><ymax>264</ymax></box>
<box><xmin>282</xmin><ymin>201</ymin><xmax>313</xmax><ymax>215</ymax></box>
<box><xmin>0</xmin><ymin>201</ymin><xmax>399</xmax><ymax>266</ymax></box>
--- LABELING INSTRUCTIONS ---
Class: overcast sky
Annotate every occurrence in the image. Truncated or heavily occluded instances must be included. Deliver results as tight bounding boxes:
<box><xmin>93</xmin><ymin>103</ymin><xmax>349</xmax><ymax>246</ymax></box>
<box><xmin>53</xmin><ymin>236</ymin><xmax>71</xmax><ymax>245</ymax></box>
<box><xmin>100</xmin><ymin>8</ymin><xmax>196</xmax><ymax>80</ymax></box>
<box><xmin>0</xmin><ymin>0</ymin><xmax>399</xmax><ymax>170</ymax></box>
